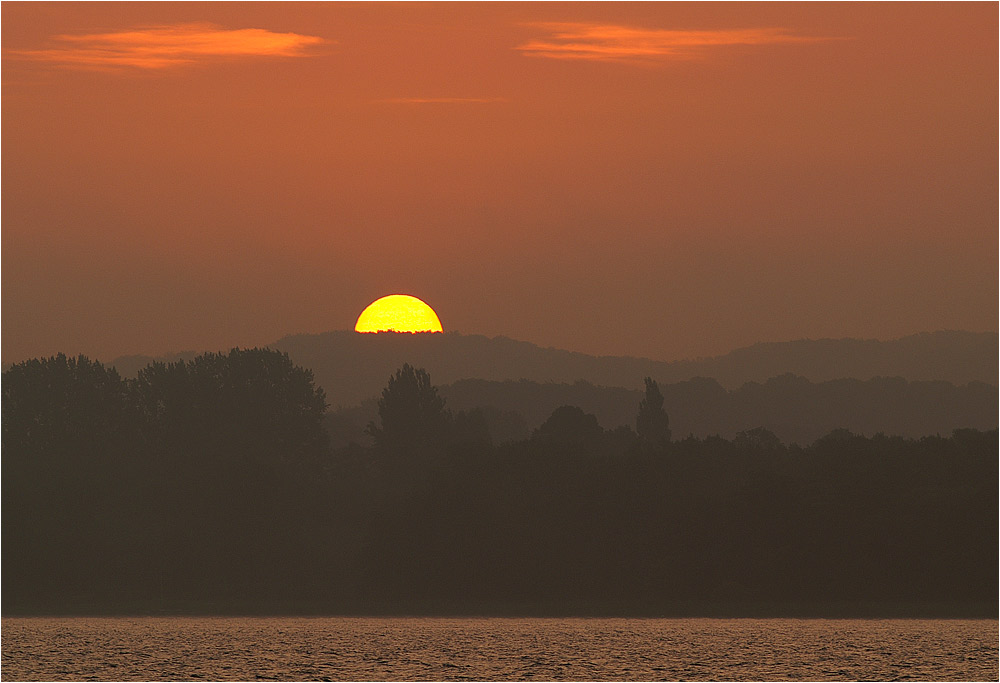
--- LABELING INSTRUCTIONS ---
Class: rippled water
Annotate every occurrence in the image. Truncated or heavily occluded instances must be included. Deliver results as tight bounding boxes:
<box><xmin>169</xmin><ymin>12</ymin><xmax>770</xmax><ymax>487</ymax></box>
<box><xmin>2</xmin><ymin>617</ymin><xmax>996</xmax><ymax>681</ymax></box>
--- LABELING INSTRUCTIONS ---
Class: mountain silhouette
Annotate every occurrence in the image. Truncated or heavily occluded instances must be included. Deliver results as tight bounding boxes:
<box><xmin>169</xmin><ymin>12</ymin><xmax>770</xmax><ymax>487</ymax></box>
<box><xmin>110</xmin><ymin>329</ymin><xmax>997</xmax><ymax>409</ymax></box>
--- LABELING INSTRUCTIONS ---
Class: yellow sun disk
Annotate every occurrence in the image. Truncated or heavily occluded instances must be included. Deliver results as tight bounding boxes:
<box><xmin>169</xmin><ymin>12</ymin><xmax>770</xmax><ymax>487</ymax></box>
<box><xmin>355</xmin><ymin>294</ymin><xmax>443</xmax><ymax>333</ymax></box>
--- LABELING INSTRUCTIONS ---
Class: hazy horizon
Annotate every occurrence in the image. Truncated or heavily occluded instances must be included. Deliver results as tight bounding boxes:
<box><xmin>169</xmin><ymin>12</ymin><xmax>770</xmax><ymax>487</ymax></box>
<box><xmin>4</xmin><ymin>2</ymin><xmax>997</xmax><ymax>365</ymax></box>
<box><xmin>6</xmin><ymin>325</ymin><xmax>999</xmax><ymax>369</ymax></box>
<box><xmin>4</xmin><ymin>5</ymin><xmax>996</xmax><ymax>676</ymax></box>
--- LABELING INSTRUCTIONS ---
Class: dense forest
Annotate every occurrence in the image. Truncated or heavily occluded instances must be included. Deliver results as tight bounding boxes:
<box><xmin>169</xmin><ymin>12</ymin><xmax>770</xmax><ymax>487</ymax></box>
<box><xmin>3</xmin><ymin>349</ymin><xmax>996</xmax><ymax>616</ymax></box>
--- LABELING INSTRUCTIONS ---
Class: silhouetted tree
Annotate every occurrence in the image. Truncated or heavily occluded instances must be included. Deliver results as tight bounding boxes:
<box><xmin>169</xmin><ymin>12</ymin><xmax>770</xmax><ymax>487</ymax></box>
<box><xmin>367</xmin><ymin>364</ymin><xmax>449</xmax><ymax>453</ymax></box>
<box><xmin>636</xmin><ymin>377</ymin><xmax>671</xmax><ymax>447</ymax></box>
<box><xmin>126</xmin><ymin>348</ymin><xmax>330</xmax><ymax>597</ymax></box>
<box><xmin>2</xmin><ymin>354</ymin><xmax>141</xmax><ymax>600</ymax></box>
<box><xmin>533</xmin><ymin>405</ymin><xmax>603</xmax><ymax>447</ymax></box>
<box><xmin>3</xmin><ymin>353</ymin><xmax>134</xmax><ymax>460</ymax></box>
<box><xmin>131</xmin><ymin>347</ymin><xmax>329</xmax><ymax>465</ymax></box>
<box><xmin>734</xmin><ymin>426</ymin><xmax>783</xmax><ymax>451</ymax></box>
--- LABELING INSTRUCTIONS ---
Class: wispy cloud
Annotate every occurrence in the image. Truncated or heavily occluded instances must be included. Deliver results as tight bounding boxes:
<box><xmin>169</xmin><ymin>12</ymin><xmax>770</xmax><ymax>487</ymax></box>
<box><xmin>9</xmin><ymin>23</ymin><xmax>326</xmax><ymax>70</ymax></box>
<box><xmin>517</xmin><ymin>23</ymin><xmax>838</xmax><ymax>63</ymax></box>
<box><xmin>377</xmin><ymin>97</ymin><xmax>508</xmax><ymax>105</ymax></box>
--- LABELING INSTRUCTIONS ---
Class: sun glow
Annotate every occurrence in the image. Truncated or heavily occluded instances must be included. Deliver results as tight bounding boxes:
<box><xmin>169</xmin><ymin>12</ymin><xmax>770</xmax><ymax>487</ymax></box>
<box><xmin>355</xmin><ymin>294</ymin><xmax>443</xmax><ymax>333</ymax></box>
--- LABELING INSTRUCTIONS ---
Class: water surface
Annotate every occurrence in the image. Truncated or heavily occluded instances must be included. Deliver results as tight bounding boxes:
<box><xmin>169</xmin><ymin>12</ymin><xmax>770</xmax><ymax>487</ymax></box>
<box><xmin>2</xmin><ymin>617</ymin><xmax>996</xmax><ymax>681</ymax></box>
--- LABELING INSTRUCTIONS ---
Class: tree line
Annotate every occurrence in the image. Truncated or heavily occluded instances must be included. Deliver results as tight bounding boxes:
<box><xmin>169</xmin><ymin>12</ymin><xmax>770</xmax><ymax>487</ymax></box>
<box><xmin>326</xmin><ymin>373</ymin><xmax>997</xmax><ymax>449</ymax></box>
<box><xmin>3</xmin><ymin>350</ymin><xmax>996</xmax><ymax>615</ymax></box>
<box><xmin>252</xmin><ymin>329</ymin><xmax>999</xmax><ymax>407</ymax></box>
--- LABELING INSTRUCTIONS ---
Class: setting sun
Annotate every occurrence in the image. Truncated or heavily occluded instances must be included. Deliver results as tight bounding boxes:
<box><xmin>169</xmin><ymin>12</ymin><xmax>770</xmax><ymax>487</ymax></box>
<box><xmin>355</xmin><ymin>294</ymin><xmax>443</xmax><ymax>333</ymax></box>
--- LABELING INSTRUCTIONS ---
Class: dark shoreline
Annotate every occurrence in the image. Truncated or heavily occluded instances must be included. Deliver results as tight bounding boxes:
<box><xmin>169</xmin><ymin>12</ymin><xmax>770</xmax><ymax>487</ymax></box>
<box><xmin>5</xmin><ymin>600</ymin><xmax>996</xmax><ymax>620</ymax></box>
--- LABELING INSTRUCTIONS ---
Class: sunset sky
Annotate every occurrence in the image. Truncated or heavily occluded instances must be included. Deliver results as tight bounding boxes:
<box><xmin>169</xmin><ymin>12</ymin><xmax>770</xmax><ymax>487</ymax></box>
<box><xmin>3</xmin><ymin>2</ymin><xmax>996</xmax><ymax>364</ymax></box>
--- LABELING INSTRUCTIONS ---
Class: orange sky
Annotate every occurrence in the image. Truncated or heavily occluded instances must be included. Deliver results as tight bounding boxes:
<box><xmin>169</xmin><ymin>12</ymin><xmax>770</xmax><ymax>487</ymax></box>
<box><xmin>3</xmin><ymin>2</ymin><xmax>997</xmax><ymax>363</ymax></box>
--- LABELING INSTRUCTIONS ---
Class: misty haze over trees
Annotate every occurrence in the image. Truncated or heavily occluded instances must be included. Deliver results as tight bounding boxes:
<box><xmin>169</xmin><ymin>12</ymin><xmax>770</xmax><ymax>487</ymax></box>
<box><xmin>3</xmin><ymin>346</ymin><xmax>996</xmax><ymax>616</ymax></box>
<box><xmin>108</xmin><ymin>330</ymin><xmax>998</xmax><ymax>407</ymax></box>
<box><xmin>107</xmin><ymin>330</ymin><xmax>998</xmax><ymax>447</ymax></box>
<box><xmin>327</xmin><ymin>373</ymin><xmax>996</xmax><ymax>449</ymax></box>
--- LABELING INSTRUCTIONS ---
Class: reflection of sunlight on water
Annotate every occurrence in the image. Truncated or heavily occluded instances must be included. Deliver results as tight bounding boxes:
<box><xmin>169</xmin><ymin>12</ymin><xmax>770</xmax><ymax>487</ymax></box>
<box><xmin>2</xmin><ymin>617</ymin><xmax>997</xmax><ymax>681</ymax></box>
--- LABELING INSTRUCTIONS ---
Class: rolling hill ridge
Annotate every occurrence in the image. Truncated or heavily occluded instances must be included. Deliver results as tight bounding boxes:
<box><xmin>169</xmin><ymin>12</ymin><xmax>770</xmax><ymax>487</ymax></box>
<box><xmin>109</xmin><ymin>329</ymin><xmax>998</xmax><ymax>409</ymax></box>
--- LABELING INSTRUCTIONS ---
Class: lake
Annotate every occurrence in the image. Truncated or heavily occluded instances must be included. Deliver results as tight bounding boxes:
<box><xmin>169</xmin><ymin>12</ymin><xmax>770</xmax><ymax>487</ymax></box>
<box><xmin>2</xmin><ymin>617</ymin><xmax>996</xmax><ymax>681</ymax></box>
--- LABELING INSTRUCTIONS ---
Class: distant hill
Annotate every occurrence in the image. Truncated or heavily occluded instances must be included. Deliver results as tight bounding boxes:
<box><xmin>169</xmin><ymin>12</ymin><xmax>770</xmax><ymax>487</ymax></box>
<box><xmin>329</xmin><ymin>374</ymin><xmax>997</xmax><ymax>447</ymax></box>
<box><xmin>109</xmin><ymin>329</ymin><xmax>997</xmax><ymax>408</ymax></box>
